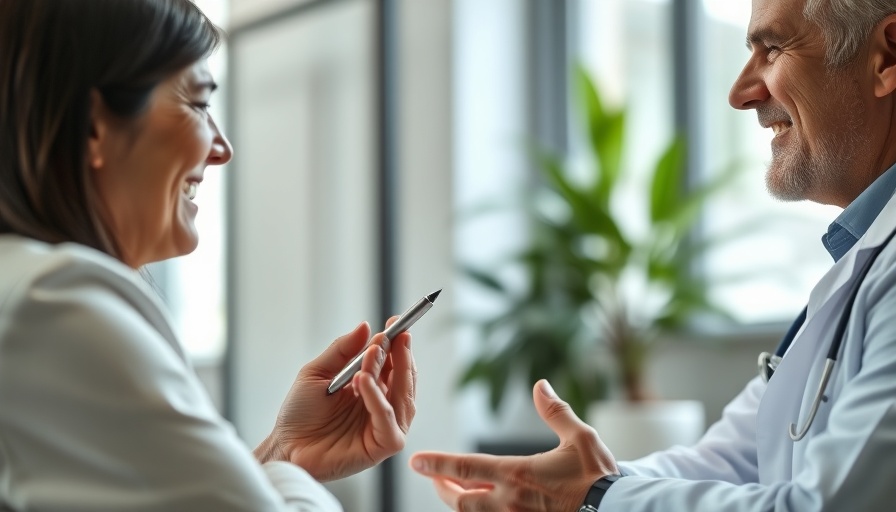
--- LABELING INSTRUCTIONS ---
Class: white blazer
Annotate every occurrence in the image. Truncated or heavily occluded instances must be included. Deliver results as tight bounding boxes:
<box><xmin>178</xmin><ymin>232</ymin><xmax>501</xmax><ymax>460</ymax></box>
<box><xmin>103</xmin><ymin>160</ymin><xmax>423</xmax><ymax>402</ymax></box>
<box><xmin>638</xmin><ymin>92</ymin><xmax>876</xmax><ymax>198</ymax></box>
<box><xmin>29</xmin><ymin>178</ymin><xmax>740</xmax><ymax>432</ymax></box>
<box><xmin>0</xmin><ymin>236</ymin><xmax>342</xmax><ymax>511</ymax></box>
<box><xmin>604</xmin><ymin>192</ymin><xmax>896</xmax><ymax>511</ymax></box>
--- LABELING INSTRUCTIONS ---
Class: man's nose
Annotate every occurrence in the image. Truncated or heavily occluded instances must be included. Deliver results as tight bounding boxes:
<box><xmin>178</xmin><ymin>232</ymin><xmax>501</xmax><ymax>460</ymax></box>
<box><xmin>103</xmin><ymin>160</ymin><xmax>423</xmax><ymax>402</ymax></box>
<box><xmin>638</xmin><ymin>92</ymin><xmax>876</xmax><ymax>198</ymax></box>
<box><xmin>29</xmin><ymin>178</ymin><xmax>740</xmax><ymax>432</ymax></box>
<box><xmin>729</xmin><ymin>62</ymin><xmax>769</xmax><ymax>110</ymax></box>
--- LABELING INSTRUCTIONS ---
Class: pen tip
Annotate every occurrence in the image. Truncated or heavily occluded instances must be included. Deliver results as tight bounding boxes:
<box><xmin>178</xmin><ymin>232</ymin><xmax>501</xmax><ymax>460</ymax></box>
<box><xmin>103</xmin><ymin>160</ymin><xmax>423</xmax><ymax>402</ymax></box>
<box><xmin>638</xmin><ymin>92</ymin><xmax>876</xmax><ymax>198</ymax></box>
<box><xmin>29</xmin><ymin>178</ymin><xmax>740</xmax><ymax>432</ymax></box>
<box><xmin>427</xmin><ymin>289</ymin><xmax>442</xmax><ymax>302</ymax></box>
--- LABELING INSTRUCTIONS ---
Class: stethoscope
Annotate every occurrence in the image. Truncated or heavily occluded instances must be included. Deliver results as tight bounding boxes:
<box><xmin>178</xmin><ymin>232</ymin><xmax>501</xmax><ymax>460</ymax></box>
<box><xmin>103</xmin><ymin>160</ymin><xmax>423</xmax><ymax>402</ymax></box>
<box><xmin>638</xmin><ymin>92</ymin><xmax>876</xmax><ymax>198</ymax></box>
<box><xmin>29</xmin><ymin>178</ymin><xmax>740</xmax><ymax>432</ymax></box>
<box><xmin>758</xmin><ymin>226</ymin><xmax>896</xmax><ymax>442</ymax></box>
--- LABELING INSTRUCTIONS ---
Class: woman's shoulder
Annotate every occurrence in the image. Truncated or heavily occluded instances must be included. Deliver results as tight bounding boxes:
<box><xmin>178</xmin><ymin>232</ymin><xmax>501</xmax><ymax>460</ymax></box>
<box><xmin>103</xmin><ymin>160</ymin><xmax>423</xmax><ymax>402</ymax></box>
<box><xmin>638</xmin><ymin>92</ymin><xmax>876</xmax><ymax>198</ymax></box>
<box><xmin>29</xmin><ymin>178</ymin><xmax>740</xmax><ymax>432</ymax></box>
<box><xmin>0</xmin><ymin>234</ymin><xmax>148</xmax><ymax>293</ymax></box>
<box><xmin>0</xmin><ymin>235</ymin><xmax>176</xmax><ymax>341</ymax></box>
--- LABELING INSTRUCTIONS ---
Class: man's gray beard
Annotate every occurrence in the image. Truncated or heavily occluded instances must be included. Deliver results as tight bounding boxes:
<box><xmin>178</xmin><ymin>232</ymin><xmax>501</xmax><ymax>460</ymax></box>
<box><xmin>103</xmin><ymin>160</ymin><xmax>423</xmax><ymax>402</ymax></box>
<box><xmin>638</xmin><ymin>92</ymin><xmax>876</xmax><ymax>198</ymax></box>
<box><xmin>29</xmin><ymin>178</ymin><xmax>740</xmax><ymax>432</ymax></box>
<box><xmin>765</xmin><ymin>77</ymin><xmax>865</xmax><ymax>203</ymax></box>
<box><xmin>765</xmin><ymin>132</ymin><xmax>849</xmax><ymax>202</ymax></box>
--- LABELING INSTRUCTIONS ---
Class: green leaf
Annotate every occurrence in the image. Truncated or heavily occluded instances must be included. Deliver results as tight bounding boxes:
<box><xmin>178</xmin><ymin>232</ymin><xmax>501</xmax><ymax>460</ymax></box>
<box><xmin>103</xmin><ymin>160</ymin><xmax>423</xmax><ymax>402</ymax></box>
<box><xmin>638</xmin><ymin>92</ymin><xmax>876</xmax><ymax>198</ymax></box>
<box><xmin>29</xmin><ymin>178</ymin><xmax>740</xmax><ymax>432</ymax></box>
<box><xmin>575</xmin><ymin>63</ymin><xmax>605</xmax><ymax>131</ymax></box>
<box><xmin>486</xmin><ymin>351</ymin><xmax>516</xmax><ymax>412</ymax></box>
<box><xmin>457</xmin><ymin>359</ymin><xmax>492</xmax><ymax>387</ymax></box>
<box><xmin>455</xmin><ymin>64</ymin><xmax>761</xmax><ymax>417</ymax></box>
<box><xmin>563</xmin><ymin>376</ymin><xmax>590</xmax><ymax>420</ymax></box>
<box><xmin>664</xmin><ymin>159</ymin><xmax>745</xmax><ymax>232</ymax></box>
<box><xmin>574</xmin><ymin>64</ymin><xmax>626</xmax><ymax>209</ymax></box>
<box><xmin>536</xmin><ymin>153</ymin><xmax>630</xmax><ymax>251</ymax></box>
<box><xmin>594</xmin><ymin>111</ymin><xmax>626</xmax><ymax>207</ymax></box>
<box><xmin>460</xmin><ymin>265</ymin><xmax>507</xmax><ymax>294</ymax></box>
<box><xmin>649</xmin><ymin>134</ymin><xmax>687</xmax><ymax>224</ymax></box>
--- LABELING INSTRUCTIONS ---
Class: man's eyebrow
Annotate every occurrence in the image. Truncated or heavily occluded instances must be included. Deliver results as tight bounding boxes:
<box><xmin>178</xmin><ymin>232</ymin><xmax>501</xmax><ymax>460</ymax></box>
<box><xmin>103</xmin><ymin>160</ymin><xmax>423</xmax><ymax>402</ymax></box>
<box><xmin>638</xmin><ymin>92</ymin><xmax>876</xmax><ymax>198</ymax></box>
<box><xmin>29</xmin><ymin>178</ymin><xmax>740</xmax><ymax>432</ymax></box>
<box><xmin>745</xmin><ymin>27</ymin><xmax>785</xmax><ymax>50</ymax></box>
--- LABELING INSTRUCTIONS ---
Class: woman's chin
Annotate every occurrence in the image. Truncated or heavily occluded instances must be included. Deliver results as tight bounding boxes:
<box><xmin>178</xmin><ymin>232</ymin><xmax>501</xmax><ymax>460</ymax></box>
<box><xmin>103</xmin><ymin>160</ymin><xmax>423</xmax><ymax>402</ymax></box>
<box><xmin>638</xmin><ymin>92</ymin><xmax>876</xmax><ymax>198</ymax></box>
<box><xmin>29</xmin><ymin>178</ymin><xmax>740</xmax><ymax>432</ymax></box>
<box><xmin>176</xmin><ymin>229</ymin><xmax>200</xmax><ymax>257</ymax></box>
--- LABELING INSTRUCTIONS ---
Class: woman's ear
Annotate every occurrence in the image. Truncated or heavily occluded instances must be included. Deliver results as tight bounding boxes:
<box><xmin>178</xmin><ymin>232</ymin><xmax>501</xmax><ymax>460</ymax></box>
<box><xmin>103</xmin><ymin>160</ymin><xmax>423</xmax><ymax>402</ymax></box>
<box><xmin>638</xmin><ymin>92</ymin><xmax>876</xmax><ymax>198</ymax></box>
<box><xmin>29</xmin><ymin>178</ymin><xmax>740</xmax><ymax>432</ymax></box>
<box><xmin>87</xmin><ymin>89</ymin><xmax>107</xmax><ymax>170</ymax></box>
<box><xmin>872</xmin><ymin>15</ymin><xmax>896</xmax><ymax>98</ymax></box>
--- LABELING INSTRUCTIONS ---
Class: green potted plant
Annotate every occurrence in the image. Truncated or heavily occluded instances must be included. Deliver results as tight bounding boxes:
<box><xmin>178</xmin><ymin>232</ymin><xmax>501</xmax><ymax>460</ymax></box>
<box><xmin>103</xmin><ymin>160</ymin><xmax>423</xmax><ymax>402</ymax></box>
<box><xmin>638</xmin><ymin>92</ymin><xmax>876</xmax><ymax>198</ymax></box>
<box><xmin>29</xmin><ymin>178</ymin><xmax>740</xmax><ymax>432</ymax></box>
<box><xmin>458</xmin><ymin>65</ymin><xmax>740</xmax><ymax>421</ymax></box>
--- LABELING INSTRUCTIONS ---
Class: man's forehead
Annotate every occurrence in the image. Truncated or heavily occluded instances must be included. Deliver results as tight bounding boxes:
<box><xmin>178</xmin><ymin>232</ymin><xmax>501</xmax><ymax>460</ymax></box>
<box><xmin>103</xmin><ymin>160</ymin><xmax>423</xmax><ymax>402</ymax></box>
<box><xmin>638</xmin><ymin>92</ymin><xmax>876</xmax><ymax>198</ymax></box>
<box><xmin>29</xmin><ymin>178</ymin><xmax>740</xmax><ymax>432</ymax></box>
<box><xmin>750</xmin><ymin>0</ymin><xmax>806</xmax><ymax>16</ymax></box>
<box><xmin>746</xmin><ymin>0</ymin><xmax>805</xmax><ymax>42</ymax></box>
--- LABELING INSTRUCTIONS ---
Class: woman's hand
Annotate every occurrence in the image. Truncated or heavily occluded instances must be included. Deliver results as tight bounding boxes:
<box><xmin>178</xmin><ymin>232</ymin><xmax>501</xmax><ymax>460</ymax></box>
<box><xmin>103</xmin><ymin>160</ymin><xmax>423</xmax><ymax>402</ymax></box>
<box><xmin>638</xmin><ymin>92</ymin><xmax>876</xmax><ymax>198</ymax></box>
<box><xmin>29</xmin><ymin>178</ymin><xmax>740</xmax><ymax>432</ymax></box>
<box><xmin>409</xmin><ymin>380</ymin><xmax>617</xmax><ymax>511</ymax></box>
<box><xmin>254</xmin><ymin>320</ymin><xmax>417</xmax><ymax>482</ymax></box>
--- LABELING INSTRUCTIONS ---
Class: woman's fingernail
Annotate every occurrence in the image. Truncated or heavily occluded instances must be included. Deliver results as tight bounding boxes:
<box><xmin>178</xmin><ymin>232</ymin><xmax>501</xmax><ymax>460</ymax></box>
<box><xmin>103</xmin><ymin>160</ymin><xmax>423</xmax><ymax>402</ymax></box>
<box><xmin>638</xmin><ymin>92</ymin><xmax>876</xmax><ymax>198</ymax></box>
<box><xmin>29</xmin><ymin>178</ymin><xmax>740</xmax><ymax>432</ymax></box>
<box><xmin>411</xmin><ymin>457</ymin><xmax>428</xmax><ymax>472</ymax></box>
<box><xmin>540</xmin><ymin>380</ymin><xmax>557</xmax><ymax>398</ymax></box>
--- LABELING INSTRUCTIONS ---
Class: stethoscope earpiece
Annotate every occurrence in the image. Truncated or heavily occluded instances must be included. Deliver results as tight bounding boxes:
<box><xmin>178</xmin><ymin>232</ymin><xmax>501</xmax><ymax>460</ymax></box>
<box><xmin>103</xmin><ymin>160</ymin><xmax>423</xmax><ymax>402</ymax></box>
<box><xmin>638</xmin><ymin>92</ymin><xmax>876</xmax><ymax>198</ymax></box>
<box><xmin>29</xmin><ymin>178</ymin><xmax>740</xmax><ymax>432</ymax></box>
<box><xmin>757</xmin><ymin>351</ymin><xmax>781</xmax><ymax>383</ymax></box>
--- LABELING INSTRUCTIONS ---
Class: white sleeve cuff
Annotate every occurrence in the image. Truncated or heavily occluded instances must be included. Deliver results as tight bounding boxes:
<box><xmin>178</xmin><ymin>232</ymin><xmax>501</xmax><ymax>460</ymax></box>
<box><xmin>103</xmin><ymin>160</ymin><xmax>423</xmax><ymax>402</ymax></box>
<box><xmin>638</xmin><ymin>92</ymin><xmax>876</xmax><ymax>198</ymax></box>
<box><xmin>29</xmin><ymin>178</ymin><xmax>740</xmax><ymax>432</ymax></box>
<box><xmin>262</xmin><ymin>461</ymin><xmax>344</xmax><ymax>512</ymax></box>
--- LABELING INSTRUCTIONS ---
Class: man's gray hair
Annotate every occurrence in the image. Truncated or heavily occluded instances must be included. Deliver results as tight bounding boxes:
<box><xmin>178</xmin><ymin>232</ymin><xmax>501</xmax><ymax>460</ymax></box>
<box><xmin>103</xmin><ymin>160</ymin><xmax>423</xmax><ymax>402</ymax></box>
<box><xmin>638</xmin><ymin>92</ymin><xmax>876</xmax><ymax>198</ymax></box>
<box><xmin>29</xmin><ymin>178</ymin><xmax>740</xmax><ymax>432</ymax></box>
<box><xmin>804</xmin><ymin>0</ymin><xmax>896</xmax><ymax>67</ymax></box>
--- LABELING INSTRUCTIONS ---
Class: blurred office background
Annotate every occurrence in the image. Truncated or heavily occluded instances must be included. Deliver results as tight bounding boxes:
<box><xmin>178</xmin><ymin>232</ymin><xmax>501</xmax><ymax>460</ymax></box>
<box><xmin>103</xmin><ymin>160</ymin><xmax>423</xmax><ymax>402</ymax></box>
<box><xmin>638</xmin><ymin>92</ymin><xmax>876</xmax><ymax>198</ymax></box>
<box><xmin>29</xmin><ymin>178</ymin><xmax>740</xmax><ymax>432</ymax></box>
<box><xmin>151</xmin><ymin>0</ymin><xmax>842</xmax><ymax>510</ymax></box>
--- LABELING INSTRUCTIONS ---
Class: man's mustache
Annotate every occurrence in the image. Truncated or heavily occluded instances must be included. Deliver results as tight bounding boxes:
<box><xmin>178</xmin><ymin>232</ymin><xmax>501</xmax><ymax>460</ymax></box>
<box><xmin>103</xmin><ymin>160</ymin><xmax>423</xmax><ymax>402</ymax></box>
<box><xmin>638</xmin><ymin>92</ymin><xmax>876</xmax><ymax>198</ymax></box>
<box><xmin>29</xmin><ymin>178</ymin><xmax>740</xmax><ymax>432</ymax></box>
<box><xmin>757</xmin><ymin>105</ymin><xmax>792</xmax><ymax>128</ymax></box>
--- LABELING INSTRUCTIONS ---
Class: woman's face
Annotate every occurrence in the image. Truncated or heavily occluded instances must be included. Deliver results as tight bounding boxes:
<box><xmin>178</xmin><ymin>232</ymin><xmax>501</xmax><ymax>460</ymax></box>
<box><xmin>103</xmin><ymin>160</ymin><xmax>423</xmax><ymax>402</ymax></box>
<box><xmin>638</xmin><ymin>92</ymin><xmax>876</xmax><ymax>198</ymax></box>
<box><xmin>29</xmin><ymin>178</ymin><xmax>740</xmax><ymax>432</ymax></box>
<box><xmin>90</xmin><ymin>59</ymin><xmax>232</xmax><ymax>268</ymax></box>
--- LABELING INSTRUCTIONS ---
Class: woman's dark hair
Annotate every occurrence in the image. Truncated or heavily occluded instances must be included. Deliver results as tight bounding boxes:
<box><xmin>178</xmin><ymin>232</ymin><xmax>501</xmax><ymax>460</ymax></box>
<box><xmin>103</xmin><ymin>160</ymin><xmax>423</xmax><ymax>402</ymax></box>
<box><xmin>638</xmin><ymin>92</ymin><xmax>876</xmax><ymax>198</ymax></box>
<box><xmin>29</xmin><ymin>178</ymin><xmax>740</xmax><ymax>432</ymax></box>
<box><xmin>0</xmin><ymin>0</ymin><xmax>223</xmax><ymax>258</ymax></box>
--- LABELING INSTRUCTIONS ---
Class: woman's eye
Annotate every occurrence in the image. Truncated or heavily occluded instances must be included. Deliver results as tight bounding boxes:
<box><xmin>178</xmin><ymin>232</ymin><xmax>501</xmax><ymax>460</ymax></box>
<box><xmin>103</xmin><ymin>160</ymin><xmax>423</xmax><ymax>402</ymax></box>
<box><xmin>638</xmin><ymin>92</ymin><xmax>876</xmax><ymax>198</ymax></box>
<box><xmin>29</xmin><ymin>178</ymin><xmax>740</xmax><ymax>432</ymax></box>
<box><xmin>192</xmin><ymin>102</ymin><xmax>211</xmax><ymax>112</ymax></box>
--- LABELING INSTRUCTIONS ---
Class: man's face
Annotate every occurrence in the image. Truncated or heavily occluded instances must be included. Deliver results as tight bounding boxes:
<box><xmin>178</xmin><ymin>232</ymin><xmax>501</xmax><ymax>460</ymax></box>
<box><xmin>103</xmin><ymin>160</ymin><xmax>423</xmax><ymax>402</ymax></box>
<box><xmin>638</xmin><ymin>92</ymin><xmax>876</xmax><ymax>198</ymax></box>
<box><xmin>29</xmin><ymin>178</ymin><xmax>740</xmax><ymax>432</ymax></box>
<box><xmin>728</xmin><ymin>0</ymin><xmax>873</xmax><ymax>207</ymax></box>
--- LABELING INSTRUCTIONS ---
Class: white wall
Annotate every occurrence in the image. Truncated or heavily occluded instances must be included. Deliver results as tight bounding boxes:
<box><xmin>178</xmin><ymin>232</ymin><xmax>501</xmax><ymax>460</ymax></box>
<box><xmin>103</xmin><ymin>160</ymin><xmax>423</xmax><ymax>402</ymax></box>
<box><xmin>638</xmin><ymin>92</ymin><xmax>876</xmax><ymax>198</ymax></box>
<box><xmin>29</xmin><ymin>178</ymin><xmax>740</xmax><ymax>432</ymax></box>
<box><xmin>393</xmin><ymin>0</ymin><xmax>461</xmax><ymax>509</ymax></box>
<box><xmin>451</xmin><ymin>0</ymin><xmax>557</xmax><ymax>444</ymax></box>
<box><xmin>230</xmin><ymin>0</ymin><xmax>316</xmax><ymax>27</ymax></box>
<box><xmin>227</xmin><ymin>1</ymin><xmax>380</xmax><ymax>509</ymax></box>
<box><xmin>226</xmin><ymin>0</ymin><xmax>460</xmax><ymax>510</ymax></box>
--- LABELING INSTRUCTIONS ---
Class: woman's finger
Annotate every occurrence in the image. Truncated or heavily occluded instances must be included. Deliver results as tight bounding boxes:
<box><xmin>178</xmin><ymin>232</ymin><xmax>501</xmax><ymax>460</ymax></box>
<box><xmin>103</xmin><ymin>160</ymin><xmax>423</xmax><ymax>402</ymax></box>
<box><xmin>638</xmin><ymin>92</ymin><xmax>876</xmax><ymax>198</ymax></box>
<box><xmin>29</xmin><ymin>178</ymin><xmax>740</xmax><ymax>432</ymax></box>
<box><xmin>384</xmin><ymin>314</ymin><xmax>400</xmax><ymax>329</ymax></box>
<box><xmin>377</xmin><ymin>348</ymin><xmax>395</xmax><ymax>387</ymax></box>
<box><xmin>360</xmin><ymin>342</ymin><xmax>387</xmax><ymax>379</ymax></box>
<box><xmin>307</xmin><ymin>322</ymin><xmax>371</xmax><ymax>375</ymax></box>
<box><xmin>387</xmin><ymin>331</ymin><xmax>416</xmax><ymax>429</ymax></box>
<box><xmin>356</xmin><ymin>372</ymin><xmax>404</xmax><ymax>454</ymax></box>
<box><xmin>373</xmin><ymin>315</ymin><xmax>401</xmax><ymax>385</ymax></box>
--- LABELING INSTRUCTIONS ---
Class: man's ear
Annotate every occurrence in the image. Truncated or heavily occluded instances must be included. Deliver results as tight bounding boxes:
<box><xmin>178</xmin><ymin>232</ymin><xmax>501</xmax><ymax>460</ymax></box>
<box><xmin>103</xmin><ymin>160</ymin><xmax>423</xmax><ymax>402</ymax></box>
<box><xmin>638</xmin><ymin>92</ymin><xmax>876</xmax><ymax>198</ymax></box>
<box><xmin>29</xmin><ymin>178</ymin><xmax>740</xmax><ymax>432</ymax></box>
<box><xmin>872</xmin><ymin>15</ymin><xmax>896</xmax><ymax>98</ymax></box>
<box><xmin>87</xmin><ymin>89</ymin><xmax>108</xmax><ymax>170</ymax></box>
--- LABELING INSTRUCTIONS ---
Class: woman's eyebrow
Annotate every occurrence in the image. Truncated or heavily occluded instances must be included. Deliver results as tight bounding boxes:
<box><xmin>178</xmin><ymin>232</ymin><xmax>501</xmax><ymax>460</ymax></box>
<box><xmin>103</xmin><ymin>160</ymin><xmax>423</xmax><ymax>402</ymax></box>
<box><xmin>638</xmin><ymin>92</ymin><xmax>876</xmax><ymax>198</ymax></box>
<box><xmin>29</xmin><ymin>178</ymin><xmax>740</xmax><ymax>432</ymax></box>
<box><xmin>191</xmin><ymin>80</ymin><xmax>218</xmax><ymax>93</ymax></box>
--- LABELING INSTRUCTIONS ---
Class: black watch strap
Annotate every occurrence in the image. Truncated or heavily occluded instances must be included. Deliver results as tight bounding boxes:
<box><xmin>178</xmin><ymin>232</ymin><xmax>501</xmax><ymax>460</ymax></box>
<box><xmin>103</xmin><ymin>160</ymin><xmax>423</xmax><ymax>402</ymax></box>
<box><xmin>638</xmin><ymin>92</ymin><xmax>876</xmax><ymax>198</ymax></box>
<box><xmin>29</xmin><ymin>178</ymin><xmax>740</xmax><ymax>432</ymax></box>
<box><xmin>578</xmin><ymin>474</ymin><xmax>623</xmax><ymax>511</ymax></box>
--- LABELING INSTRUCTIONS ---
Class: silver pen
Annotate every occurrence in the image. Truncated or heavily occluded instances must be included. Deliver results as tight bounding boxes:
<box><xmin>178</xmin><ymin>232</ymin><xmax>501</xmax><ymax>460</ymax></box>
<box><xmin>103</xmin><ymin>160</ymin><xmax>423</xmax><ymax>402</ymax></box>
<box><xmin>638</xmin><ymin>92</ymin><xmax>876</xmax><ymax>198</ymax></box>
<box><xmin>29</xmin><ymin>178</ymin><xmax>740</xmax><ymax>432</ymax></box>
<box><xmin>326</xmin><ymin>289</ymin><xmax>441</xmax><ymax>394</ymax></box>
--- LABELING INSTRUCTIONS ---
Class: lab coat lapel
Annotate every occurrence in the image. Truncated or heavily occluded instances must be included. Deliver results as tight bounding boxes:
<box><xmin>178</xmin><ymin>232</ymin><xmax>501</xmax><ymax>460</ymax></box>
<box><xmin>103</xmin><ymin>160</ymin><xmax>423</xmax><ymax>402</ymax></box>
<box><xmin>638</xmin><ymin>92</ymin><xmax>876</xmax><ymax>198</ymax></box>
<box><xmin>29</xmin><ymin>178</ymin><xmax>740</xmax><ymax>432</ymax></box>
<box><xmin>755</xmin><ymin>193</ymin><xmax>896</xmax><ymax>483</ymax></box>
<box><xmin>756</xmin><ymin>287</ymin><xmax>847</xmax><ymax>482</ymax></box>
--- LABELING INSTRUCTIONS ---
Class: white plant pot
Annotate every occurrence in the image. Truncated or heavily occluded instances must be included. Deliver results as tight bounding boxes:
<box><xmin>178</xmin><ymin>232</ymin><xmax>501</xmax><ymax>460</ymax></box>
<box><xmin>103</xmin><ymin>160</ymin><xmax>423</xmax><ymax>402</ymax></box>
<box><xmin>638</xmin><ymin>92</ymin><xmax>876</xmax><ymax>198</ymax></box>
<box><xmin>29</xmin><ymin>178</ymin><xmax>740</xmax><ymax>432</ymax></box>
<box><xmin>586</xmin><ymin>399</ymin><xmax>705</xmax><ymax>461</ymax></box>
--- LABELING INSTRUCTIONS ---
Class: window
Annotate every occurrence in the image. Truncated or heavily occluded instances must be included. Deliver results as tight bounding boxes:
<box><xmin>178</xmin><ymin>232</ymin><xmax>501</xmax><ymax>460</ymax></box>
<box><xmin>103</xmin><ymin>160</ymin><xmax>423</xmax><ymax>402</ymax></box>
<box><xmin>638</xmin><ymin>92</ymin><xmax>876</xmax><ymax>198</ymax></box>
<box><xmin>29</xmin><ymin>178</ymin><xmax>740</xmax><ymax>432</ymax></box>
<box><xmin>574</xmin><ymin>0</ymin><xmax>674</xmax><ymax>255</ymax></box>
<box><xmin>699</xmin><ymin>0</ymin><xmax>837</xmax><ymax>324</ymax></box>
<box><xmin>151</xmin><ymin>0</ymin><xmax>230</xmax><ymax>361</ymax></box>
<box><xmin>573</xmin><ymin>0</ymin><xmax>838</xmax><ymax>327</ymax></box>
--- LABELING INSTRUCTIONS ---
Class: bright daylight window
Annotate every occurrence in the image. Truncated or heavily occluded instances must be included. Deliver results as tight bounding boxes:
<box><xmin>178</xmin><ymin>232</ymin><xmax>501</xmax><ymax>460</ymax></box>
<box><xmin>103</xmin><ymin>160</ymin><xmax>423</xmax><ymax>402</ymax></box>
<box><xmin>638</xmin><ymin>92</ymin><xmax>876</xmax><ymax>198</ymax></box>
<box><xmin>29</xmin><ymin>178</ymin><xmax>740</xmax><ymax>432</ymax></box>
<box><xmin>575</xmin><ymin>0</ymin><xmax>838</xmax><ymax>328</ymax></box>
<box><xmin>152</xmin><ymin>0</ymin><xmax>229</xmax><ymax>361</ymax></box>
<box><xmin>699</xmin><ymin>0</ymin><xmax>837</xmax><ymax>325</ymax></box>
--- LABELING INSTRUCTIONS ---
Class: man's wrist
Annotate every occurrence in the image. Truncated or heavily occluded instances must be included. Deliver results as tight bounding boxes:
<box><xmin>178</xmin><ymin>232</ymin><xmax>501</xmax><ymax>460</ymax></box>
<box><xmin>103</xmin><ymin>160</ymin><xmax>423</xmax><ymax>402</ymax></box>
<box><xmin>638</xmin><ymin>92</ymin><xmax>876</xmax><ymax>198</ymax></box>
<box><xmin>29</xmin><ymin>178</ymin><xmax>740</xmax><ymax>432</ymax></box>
<box><xmin>578</xmin><ymin>474</ymin><xmax>623</xmax><ymax>511</ymax></box>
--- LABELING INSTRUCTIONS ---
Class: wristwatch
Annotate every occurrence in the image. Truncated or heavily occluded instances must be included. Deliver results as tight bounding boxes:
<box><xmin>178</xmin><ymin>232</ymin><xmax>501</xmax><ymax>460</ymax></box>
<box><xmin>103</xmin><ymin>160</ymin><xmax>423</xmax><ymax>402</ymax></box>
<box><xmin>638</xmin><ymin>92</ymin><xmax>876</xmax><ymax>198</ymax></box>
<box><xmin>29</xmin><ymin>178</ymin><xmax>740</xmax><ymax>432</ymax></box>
<box><xmin>578</xmin><ymin>474</ymin><xmax>623</xmax><ymax>511</ymax></box>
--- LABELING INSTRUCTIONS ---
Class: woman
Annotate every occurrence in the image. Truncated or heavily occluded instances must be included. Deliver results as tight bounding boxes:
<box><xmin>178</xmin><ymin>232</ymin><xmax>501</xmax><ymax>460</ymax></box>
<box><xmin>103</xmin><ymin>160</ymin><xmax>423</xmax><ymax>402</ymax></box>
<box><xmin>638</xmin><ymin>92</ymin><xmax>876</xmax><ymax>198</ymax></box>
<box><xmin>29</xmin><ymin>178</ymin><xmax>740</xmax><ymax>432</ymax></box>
<box><xmin>0</xmin><ymin>0</ymin><xmax>416</xmax><ymax>510</ymax></box>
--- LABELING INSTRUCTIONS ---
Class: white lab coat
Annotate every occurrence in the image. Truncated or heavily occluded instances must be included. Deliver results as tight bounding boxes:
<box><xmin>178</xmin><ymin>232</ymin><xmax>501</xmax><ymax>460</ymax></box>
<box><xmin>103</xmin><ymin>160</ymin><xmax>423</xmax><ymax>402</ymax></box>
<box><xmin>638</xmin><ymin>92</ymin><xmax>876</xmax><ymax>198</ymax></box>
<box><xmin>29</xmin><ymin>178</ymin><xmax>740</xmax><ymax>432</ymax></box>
<box><xmin>603</xmin><ymin>192</ymin><xmax>896</xmax><ymax>511</ymax></box>
<box><xmin>0</xmin><ymin>236</ymin><xmax>342</xmax><ymax>511</ymax></box>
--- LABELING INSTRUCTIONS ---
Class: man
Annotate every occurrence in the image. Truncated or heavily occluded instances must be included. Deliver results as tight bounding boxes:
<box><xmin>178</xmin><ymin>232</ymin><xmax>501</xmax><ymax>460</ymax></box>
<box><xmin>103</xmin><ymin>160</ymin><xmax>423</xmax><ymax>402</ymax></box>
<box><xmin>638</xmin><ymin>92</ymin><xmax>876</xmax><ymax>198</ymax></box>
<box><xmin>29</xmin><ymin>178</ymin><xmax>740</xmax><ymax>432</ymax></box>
<box><xmin>410</xmin><ymin>0</ymin><xmax>896</xmax><ymax>510</ymax></box>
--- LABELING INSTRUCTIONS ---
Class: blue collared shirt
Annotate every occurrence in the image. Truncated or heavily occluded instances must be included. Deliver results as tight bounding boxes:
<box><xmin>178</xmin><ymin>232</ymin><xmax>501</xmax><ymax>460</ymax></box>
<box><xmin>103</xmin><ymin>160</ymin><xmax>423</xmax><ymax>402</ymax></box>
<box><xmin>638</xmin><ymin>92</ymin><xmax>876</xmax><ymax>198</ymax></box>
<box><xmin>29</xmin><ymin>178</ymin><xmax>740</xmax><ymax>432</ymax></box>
<box><xmin>822</xmin><ymin>163</ymin><xmax>896</xmax><ymax>261</ymax></box>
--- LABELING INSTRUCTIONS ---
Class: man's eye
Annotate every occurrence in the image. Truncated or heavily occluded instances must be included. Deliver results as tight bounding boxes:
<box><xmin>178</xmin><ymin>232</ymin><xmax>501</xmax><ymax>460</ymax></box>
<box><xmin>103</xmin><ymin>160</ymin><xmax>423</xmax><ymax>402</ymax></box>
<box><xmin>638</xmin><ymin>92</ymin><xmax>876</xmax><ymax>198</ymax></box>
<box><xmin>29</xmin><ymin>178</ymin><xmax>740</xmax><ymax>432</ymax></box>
<box><xmin>192</xmin><ymin>102</ymin><xmax>211</xmax><ymax>112</ymax></box>
<box><xmin>761</xmin><ymin>45</ymin><xmax>782</xmax><ymax>62</ymax></box>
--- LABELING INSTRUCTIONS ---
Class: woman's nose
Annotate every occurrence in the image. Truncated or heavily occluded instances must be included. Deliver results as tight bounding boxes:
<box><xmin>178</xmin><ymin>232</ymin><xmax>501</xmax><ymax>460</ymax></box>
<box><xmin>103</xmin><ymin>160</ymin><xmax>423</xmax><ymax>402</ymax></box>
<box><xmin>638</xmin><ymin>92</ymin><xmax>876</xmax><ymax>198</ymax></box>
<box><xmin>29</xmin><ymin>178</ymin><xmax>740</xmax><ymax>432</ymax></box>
<box><xmin>207</xmin><ymin>115</ymin><xmax>233</xmax><ymax>165</ymax></box>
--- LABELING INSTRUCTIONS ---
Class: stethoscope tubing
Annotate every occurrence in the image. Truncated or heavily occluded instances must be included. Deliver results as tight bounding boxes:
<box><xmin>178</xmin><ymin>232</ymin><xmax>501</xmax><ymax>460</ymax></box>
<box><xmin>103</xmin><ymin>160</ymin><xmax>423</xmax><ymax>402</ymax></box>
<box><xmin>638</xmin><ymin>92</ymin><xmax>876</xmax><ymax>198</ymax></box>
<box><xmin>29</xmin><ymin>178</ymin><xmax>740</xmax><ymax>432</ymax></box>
<box><xmin>775</xmin><ymin>227</ymin><xmax>896</xmax><ymax>441</ymax></box>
